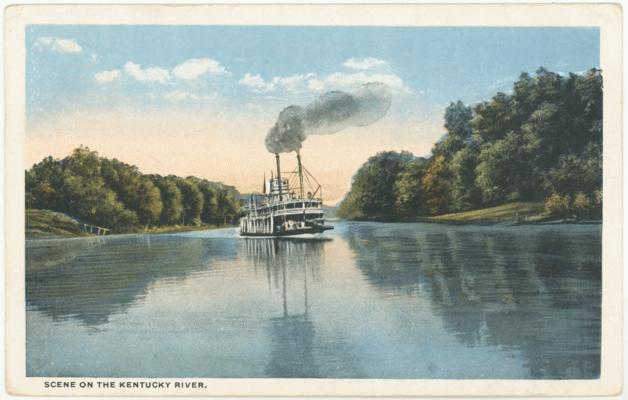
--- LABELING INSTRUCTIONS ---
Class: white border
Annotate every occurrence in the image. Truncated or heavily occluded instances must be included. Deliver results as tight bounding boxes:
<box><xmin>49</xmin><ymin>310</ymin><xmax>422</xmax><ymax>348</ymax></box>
<box><xmin>4</xmin><ymin>3</ymin><xmax>623</xmax><ymax>397</ymax></box>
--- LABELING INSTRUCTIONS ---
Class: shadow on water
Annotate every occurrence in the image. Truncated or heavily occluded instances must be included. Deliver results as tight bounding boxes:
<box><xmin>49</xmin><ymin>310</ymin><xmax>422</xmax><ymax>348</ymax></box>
<box><xmin>26</xmin><ymin>235</ymin><xmax>238</xmax><ymax>326</ymax></box>
<box><xmin>341</xmin><ymin>223</ymin><xmax>601</xmax><ymax>379</ymax></box>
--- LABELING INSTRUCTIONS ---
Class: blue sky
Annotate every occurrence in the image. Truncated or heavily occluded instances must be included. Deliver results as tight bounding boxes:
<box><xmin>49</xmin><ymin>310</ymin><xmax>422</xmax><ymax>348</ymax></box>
<box><xmin>25</xmin><ymin>25</ymin><xmax>600</xmax><ymax>201</ymax></box>
<box><xmin>27</xmin><ymin>25</ymin><xmax>599</xmax><ymax>122</ymax></box>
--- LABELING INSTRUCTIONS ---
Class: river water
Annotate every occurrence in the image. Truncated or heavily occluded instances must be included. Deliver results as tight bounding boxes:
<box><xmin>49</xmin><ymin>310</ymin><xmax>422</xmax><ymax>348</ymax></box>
<box><xmin>26</xmin><ymin>221</ymin><xmax>601</xmax><ymax>379</ymax></box>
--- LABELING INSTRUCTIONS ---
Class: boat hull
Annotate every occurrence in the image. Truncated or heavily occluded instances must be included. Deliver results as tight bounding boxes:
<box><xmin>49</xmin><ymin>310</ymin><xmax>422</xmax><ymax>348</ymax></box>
<box><xmin>240</xmin><ymin>225</ymin><xmax>333</xmax><ymax>237</ymax></box>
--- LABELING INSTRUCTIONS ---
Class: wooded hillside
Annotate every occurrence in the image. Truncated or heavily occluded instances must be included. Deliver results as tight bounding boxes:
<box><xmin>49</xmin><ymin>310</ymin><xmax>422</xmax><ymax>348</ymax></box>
<box><xmin>338</xmin><ymin>68</ymin><xmax>602</xmax><ymax>221</ymax></box>
<box><xmin>26</xmin><ymin>147</ymin><xmax>242</xmax><ymax>232</ymax></box>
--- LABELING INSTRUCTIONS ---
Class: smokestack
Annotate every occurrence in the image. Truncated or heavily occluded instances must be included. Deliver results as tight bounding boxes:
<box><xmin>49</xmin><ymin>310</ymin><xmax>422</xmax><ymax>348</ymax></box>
<box><xmin>275</xmin><ymin>154</ymin><xmax>283</xmax><ymax>201</ymax></box>
<box><xmin>296</xmin><ymin>152</ymin><xmax>304</xmax><ymax>198</ymax></box>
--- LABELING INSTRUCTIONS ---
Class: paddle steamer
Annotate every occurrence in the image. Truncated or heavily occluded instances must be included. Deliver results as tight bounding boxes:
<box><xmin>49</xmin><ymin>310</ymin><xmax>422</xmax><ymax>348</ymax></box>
<box><xmin>239</xmin><ymin>154</ymin><xmax>334</xmax><ymax>237</ymax></box>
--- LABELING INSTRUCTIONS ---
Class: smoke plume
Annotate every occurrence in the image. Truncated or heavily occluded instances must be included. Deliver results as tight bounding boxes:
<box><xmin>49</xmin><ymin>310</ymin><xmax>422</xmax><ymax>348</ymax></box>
<box><xmin>265</xmin><ymin>82</ymin><xmax>392</xmax><ymax>154</ymax></box>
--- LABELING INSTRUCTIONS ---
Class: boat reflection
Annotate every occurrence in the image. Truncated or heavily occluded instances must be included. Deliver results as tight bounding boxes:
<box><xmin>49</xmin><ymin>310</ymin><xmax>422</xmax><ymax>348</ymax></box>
<box><xmin>241</xmin><ymin>238</ymin><xmax>324</xmax><ymax>377</ymax></box>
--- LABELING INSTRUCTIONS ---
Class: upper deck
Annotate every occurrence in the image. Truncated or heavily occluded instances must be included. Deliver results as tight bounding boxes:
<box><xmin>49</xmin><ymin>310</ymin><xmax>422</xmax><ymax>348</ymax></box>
<box><xmin>243</xmin><ymin>194</ymin><xmax>323</xmax><ymax>218</ymax></box>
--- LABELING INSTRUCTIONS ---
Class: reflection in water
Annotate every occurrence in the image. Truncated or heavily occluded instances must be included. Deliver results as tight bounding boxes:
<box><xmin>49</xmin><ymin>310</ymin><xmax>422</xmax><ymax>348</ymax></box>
<box><xmin>343</xmin><ymin>223</ymin><xmax>601</xmax><ymax>379</ymax></box>
<box><xmin>241</xmin><ymin>239</ymin><xmax>323</xmax><ymax>378</ymax></box>
<box><xmin>26</xmin><ymin>222</ymin><xmax>601</xmax><ymax>379</ymax></box>
<box><xmin>26</xmin><ymin>235</ymin><xmax>237</xmax><ymax>326</ymax></box>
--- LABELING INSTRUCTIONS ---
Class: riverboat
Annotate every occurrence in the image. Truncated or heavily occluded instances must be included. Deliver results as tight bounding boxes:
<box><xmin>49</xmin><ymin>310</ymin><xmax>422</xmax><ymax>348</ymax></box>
<box><xmin>239</xmin><ymin>153</ymin><xmax>334</xmax><ymax>237</ymax></box>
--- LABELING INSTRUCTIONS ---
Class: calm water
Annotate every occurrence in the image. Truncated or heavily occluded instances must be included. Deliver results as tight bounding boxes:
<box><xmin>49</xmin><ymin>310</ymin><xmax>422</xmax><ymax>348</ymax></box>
<box><xmin>26</xmin><ymin>221</ymin><xmax>601</xmax><ymax>379</ymax></box>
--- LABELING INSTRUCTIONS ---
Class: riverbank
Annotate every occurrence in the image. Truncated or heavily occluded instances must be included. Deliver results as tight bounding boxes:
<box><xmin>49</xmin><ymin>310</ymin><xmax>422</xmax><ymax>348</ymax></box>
<box><xmin>417</xmin><ymin>202</ymin><xmax>548</xmax><ymax>224</ymax></box>
<box><xmin>26</xmin><ymin>209</ymin><xmax>91</xmax><ymax>238</ymax></box>
<box><xmin>343</xmin><ymin>202</ymin><xmax>599</xmax><ymax>225</ymax></box>
<box><xmin>26</xmin><ymin>209</ymin><xmax>229</xmax><ymax>239</ymax></box>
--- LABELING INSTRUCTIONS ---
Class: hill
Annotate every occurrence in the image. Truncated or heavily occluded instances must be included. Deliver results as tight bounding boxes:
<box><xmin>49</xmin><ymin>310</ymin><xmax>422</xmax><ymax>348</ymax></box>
<box><xmin>26</xmin><ymin>147</ymin><xmax>242</xmax><ymax>234</ymax></box>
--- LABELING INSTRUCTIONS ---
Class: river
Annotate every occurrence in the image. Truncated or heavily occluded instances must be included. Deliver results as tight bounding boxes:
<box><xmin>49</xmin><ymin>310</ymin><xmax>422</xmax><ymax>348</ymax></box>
<box><xmin>25</xmin><ymin>221</ymin><xmax>601</xmax><ymax>379</ymax></box>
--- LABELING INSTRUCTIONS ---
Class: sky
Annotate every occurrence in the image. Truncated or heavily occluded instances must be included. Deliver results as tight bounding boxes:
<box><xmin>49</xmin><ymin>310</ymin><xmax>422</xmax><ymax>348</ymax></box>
<box><xmin>26</xmin><ymin>26</ymin><xmax>599</xmax><ymax>203</ymax></box>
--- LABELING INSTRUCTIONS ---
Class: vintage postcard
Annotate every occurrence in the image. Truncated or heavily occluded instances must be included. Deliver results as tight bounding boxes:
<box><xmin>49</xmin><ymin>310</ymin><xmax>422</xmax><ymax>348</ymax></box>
<box><xmin>4</xmin><ymin>3</ymin><xmax>623</xmax><ymax>397</ymax></box>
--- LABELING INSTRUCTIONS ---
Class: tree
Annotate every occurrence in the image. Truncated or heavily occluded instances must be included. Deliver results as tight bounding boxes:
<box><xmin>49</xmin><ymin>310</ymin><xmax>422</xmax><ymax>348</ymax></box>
<box><xmin>394</xmin><ymin>157</ymin><xmax>429</xmax><ymax>217</ymax></box>
<box><xmin>472</xmin><ymin>92</ymin><xmax>516</xmax><ymax>143</ymax></box>
<box><xmin>338</xmin><ymin>67</ymin><xmax>602</xmax><ymax>221</ymax></box>
<box><xmin>475</xmin><ymin>132</ymin><xmax>530</xmax><ymax>204</ymax></box>
<box><xmin>445</xmin><ymin>100</ymin><xmax>473</xmax><ymax>139</ymax></box>
<box><xmin>544</xmin><ymin>143</ymin><xmax>602</xmax><ymax>198</ymax></box>
<box><xmin>26</xmin><ymin>156</ymin><xmax>63</xmax><ymax>209</ymax></box>
<box><xmin>25</xmin><ymin>147</ymin><xmax>241</xmax><ymax>231</ymax></box>
<box><xmin>152</xmin><ymin>176</ymin><xmax>184</xmax><ymax>225</ymax></box>
<box><xmin>433</xmin><ymin>101</ymin><xmax>473</xmax><ymax>159</ymax></box>
<box><xmin>449</xmin><ymin>148</ymin><xmax>481</xmax><ymax>211</ymax></box>
<box><xmin>177</xmin><ymin>178</ymin><xmax>204</xmax><ymax>225</ymax></box>
<box><xmin>338</xmin><ymin>151</ymin><xmax>414</xmax><ymax>220</ymax></box>
<box><xmin>521</xmin><ymin>102</ymin><xmax>566</xmax><ymax>171</ymax></box>
<box><xmin>421</xmin><ymin>155</ymin><xmax>452</xmax><ymax>215</ymax></box>
<box><xmin>134</xmin><ymin>177</ymin><xmax>163</xmax><ymax>227</ymax></box>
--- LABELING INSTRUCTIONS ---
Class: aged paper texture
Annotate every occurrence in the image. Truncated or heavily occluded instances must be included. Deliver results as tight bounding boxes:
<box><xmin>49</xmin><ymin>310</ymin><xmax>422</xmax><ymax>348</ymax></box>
<box><xmin>4</xmin><ymin>3</ymin><xmax>623</xmax><ymax>397</ymax></box>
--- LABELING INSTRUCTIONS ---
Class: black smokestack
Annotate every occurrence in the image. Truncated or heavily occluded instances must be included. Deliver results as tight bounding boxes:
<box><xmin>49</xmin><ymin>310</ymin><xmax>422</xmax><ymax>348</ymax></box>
<box><xmin>265</xmin><ymin>82</ymin><xmax>392</xmax><ymax>154</ymax></box>
<box><xmin>275</xmin><ymin>154</ymin><xmax>283</xmax><ymax>201</ymax></box>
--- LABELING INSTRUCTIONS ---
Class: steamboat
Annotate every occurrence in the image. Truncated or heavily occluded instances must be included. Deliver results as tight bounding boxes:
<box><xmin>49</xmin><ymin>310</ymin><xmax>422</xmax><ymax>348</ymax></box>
<box><xmin>239</xmin><ymin>153</ymin><xmax>334</xmax><ymax>237</ymax></box>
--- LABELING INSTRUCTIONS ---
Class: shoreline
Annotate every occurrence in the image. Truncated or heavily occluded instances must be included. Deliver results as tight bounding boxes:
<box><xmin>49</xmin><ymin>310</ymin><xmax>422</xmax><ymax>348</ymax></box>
<box><xmin>25</xmin><ymin>225</ymin><xmax>231</xmax><ymax>240</ymax></box>
<box><xmin>26</xmin><ymin>209</ymin><xmax>234</xmax><ymax>240</ymax></box>
<box><xmin>338</xmin><ymin>202</ymin><xmax>602</xmax><ymax>226</ymax></box>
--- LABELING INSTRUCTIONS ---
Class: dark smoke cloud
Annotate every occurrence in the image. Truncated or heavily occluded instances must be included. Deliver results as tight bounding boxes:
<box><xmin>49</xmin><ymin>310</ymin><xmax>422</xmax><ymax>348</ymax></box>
<box><xmin>265</xmin><ymin>82</ymin><xmax>392</xmax><ymax>154</ymax></box>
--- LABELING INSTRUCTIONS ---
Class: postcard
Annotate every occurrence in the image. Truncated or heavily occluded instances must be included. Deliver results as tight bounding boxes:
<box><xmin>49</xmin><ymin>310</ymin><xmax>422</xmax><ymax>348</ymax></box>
<box><xmin>4</xmin><ymin>3</ymin><xmax>623</xmax><ymax>397</ymax></box>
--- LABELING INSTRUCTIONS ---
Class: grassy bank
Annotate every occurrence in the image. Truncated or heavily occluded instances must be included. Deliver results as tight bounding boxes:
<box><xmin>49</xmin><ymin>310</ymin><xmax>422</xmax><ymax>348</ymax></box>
<box><xmin>417</xmin><ymin>202</ymin><xmax>548</xmax><ymax>224</ymax></box>
<box><xmin>26</xmin><ymin>209</ymin><xmax>230</xmax><ymax>239</ymax></box>
<box><xmin>26</xmin><ymin>209</ymin><xmax>91</xmax><ymax>238</ymax></box>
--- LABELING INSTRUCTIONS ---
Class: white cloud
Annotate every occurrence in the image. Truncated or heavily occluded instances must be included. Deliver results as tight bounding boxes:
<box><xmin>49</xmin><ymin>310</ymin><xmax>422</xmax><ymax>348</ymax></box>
<box><xmin>173</xmin><ymin>58</ymin><xmax>227</xmax><ymax>80</ymax></box>
<box><xmin>313</xmin><ymin>72</ymin><xmax>411</xmax><ymax>94</ymax></box>
<box><xmin>35</xmin><ymin>36</ymin><xmax>82</xmax><ymax>54</ymax></box>
<box><xmin>240</xmin><ymin>73</ymin><xmax>316</xmax><ymax>93</ymax></box>
<box><xmin>239</xmin><ymin>73</ymin><xmax>275</xmax><ymax>92</ymax></box>
<box><xmin>343</xmin><ymin>57</ymin><xmax>388</xmax><ymax>70</ymax></box>
<box><xmin>94</xmin><ymin>69</ymin><xmax>121</xmax><ymax>84</ymax></box>
<box><xmin>124</xmin><ymin>62</ymin><xmax>170</xmax><ymax>84</ymax></box>
<box><xmin>272</xmin><ymin>73</ymin><xmax>314</xmax><ymax>92</ymax></box>
<box><xmin>307</xmin><ymin>79</ymin><xmax>325</xmax><ymax>92</ymax></box>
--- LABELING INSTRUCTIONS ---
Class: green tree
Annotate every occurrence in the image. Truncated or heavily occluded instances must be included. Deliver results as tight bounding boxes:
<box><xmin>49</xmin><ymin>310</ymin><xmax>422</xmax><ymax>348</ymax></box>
<box><xmin>475</xmin><ymin>132</ymin><xmax>530</xmax><ymax>204</ymax></box>
<box><xmin>152</xmin><ymin>176</ymin><xmax>184</xmax><ymax>225</ymax></box>
<box><xmin>433</xmin><ymin>101</ymin><xmax>473</xmax><ymax>158</ymax></box>
<box><xmin>449</xmin><ymin>147</ymin><xmax>481</xmax><ymax>211</ymax></box>
<box><xmin>338</xmin><ymin>151</ymin><xmax>413</xmax><ymax>220</ymax></box>
<box><xmin>25</xmin><ymin>147</ymin><xmax>242</xmax><ymax>231</ymax></box>
<box><xmin>421</xmin><ymin>155</ymin><xmax>452</xmax><ymax>215</ymax></box>
<box><xmin>472</xmin><ymin>92</ymin><xmax>516</xmax><ymax>143</ymax></box>
<box><xmin>177</xmin><ymin>178</ymin><xmax>204</xmax><ymax>225</ymax></box>
<box><xmin>544</xmin><ymin>143</ymin><xmax>602</xmax><ymax>198</ymax></box>
<box><xmin>134</xmin><ymin>177</ymin><xmax>163</xmax><ymax>227</ymax></box>
<box><xmin>394</xmin><ymin>157</ymin><xmax>429</xmax><ymax>217</ymax></box>
<box><xmin>25</xmin><ymin>156</ymin><xmax>63</xmax><ymax>209</ymax></box>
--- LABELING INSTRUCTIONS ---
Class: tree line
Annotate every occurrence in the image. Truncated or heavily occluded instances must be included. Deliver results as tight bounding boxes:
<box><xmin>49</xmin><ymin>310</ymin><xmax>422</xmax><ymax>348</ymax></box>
<box><xmin>338</xmin><ymin>68</ymin><xmax>602</xmax><ymax>221</ymax></box>
<box><xmin>26</xmin><ymin>147</ymin><xmax>242</xmax><ymax>231</ymax></box>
